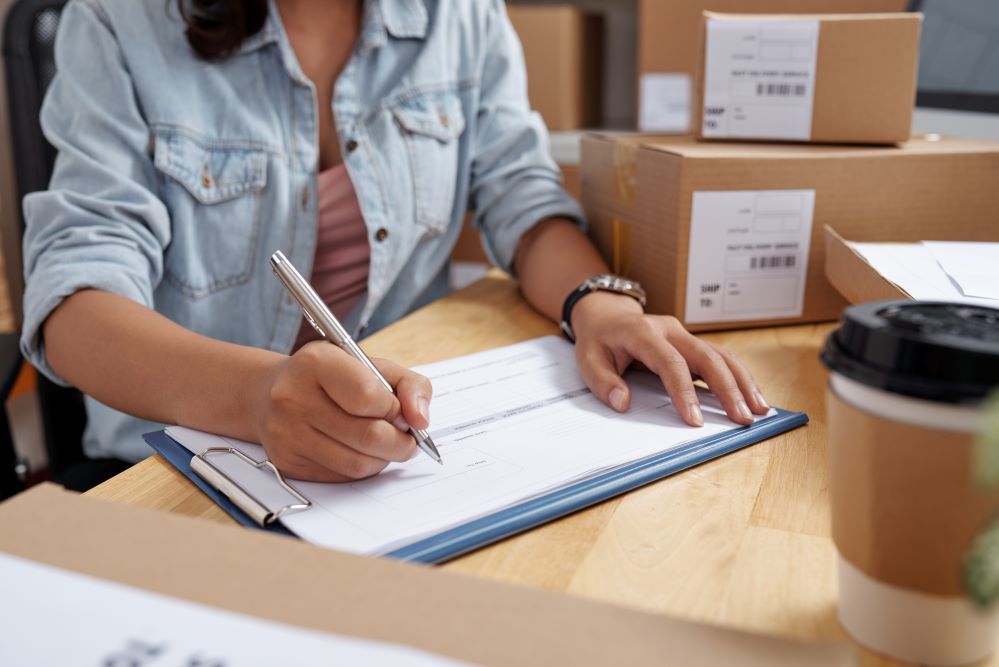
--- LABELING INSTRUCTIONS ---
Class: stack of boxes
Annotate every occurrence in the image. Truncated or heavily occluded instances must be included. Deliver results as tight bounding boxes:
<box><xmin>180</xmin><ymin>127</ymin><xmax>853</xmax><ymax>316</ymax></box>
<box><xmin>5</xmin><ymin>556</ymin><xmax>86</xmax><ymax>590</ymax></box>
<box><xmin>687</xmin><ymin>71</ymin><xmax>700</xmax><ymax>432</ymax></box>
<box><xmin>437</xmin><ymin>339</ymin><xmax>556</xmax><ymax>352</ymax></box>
<box><xmin>582</xmin><ymin>11</ymin><xmax>999</xmax><ymax>331</ymax></box>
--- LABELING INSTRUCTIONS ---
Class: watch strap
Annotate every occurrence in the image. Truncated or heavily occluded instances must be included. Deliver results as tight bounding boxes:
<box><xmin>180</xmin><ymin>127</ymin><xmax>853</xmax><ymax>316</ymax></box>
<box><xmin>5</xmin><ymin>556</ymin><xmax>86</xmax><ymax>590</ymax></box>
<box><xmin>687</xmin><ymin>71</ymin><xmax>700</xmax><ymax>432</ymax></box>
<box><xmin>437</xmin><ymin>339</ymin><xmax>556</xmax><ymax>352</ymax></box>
<box><xmin>560</xmin><ymin>275</ymin><xmax>647</xmax><ymax>343</ymax></box>
<box><xmin>560</xmin><ymin>282</ymin><xmax>594</xmax><ymax>343</ymax></box>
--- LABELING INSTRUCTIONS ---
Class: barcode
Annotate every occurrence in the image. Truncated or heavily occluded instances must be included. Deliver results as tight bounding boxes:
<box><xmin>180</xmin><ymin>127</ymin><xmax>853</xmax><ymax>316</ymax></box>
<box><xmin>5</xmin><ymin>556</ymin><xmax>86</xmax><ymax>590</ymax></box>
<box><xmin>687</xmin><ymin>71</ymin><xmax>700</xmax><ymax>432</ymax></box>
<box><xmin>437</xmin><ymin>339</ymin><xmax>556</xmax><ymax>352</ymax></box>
<box><xmin>750</xmin><ymin>255</ymin><xmax>797</xmax><ymax>269</ymax></box>
<box><xmin>756</xmin><ymin>83</ymin><xmax>807</xmax><ymax>97</ymax></box>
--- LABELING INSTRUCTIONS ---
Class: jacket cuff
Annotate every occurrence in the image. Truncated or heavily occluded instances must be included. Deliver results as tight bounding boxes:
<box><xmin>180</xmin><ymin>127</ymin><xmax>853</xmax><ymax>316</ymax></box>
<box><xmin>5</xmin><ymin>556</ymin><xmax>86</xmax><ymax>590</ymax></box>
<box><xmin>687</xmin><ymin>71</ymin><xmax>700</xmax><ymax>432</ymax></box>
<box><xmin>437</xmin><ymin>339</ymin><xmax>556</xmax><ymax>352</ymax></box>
<box><xmin>476</xmin><ymin>182</ymin><xmax>587</xmax><ymax>275</ymax></box>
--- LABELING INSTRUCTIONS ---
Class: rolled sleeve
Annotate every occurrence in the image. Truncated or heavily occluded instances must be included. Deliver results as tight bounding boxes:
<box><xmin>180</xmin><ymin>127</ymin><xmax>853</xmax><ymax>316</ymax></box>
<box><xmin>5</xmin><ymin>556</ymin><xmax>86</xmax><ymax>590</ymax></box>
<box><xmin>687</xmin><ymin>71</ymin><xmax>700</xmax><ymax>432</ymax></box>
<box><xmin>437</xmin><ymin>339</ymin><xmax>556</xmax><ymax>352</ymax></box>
<box><xmin>19</xmin><ymin>0</ymin><xmax>169</xmax><ymax>385</ymax></box>
<box><xmin>468</xmin><ymin>0</ymin><xmax>586</xmax><ymax>275</ymax></box>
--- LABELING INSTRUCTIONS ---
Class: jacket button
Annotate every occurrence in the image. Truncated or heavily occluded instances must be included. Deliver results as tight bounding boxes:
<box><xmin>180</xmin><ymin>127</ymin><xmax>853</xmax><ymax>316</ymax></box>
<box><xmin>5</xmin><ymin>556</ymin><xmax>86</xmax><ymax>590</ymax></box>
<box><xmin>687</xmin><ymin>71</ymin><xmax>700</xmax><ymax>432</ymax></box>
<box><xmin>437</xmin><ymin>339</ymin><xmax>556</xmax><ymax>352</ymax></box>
<box><xmin>300</xmin><ymin>187</ymin><xmax>309</xmax><ymax>210</ymax></box>
<box><xmin>374</xmin><ymin>227</ymin><xmax>389</xmax><ymax>242</ymax></box>
<box><xmin>346</xmin><ymin>139</ymin><xmax>359</xmax><ymax>153</ymax></box>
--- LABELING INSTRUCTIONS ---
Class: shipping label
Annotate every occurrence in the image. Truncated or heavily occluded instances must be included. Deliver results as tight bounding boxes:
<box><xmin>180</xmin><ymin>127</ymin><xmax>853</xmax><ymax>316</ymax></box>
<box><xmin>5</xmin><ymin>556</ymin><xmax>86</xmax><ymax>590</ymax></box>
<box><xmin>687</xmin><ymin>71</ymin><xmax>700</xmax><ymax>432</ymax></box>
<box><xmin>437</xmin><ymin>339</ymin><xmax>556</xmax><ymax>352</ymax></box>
<box><xmin>685</xmin><ymin>190</ymin><xmax>815</xmax><ymax>324</ymax></box>
<box><xmin>702</xmin><ymin>19</ymin><xmax>819</xmax><ymax>140</ymax></box>
<box><xmin>639</xmin><ymin>73</ymin><xmax>691</xmax><ymax>133</ymax></box>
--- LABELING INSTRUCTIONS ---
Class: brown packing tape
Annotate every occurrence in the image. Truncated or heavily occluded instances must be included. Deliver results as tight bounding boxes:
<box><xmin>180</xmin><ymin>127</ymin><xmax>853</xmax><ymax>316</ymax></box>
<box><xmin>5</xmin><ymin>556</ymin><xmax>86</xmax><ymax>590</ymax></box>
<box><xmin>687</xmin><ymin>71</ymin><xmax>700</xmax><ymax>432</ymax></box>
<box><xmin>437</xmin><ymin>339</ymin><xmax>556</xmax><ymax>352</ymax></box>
<box><xmin>611</xmin><ymin>218</ymin><xmax>631</xmax><ymax>276</ymax></box>
<box><xmin>0</xmin><ymin>484</ymin><xmax>855</xmax><ymax>666</ymax></box>
<box><xmin>827</xmin><ymin>388</ymin><xmax>999</xmax><ymax>597</ymax></box>
<box><xmin>612</xmin><ymin>140</ymin><xmax>639</xmax><ymax>207</ymax></box>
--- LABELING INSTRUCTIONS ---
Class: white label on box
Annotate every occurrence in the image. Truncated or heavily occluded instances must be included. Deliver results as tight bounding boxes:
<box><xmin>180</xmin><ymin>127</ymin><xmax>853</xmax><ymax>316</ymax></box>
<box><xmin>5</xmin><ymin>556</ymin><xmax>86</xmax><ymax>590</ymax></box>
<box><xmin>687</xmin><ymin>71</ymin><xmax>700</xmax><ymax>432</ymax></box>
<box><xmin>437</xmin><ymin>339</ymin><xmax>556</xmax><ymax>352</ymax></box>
<box><xmin>639</xmin><ymin>73</ymin><xmax>691</xmax><ymax>133</ymax></box>
<box><xmin>0</xmin><ymin>553</ymin><xmax>472</xmax><ymax>666</ymax></box>
<box><xmin>685</xmin><ymin>190</ymin><xmax>815</xmax><ymax>324</ymax></box>
<box><xmin>702</xmin><ymin>19</ymin><xmax>819</xmax><ymax>140</ymax></box>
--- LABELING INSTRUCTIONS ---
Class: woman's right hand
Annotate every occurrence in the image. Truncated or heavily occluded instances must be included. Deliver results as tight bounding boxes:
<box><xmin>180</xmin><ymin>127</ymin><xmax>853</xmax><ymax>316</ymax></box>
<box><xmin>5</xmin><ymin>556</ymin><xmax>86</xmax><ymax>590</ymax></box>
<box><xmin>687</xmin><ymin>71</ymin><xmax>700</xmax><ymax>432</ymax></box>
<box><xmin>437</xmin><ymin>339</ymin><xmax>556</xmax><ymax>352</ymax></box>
<box><xmin>255</xmin><ymin>341</ymin><xmax>433</xmax><ymax>482</ymax></box>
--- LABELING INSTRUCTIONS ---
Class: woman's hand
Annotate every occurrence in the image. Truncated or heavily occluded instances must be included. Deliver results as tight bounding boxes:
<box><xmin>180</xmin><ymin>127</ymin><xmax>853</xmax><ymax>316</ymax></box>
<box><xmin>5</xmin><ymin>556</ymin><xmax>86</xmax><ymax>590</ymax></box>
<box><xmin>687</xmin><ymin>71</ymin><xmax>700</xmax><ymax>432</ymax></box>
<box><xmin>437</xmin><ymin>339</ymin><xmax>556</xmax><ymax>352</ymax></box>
<box><xmin>570</xmin><ymin>291</ymin><xmax>769</xmax><ymax>426</ymax></box>
<box><xmin>255</xmin><ymin>342</ymin><xmax>432</xmax><ymax>482</ymax></box>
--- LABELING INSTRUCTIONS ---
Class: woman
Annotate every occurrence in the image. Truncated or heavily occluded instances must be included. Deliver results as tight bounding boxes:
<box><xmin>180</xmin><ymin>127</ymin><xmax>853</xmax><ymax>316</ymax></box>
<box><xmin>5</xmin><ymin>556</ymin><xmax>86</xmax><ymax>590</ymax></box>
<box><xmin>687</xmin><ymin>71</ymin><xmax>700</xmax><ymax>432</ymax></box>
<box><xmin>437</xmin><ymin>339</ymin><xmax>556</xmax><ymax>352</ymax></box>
<box><xmin>21</xmin><ymin>0</ymin><xmax>768</xmax><ymax>482</ymax></box>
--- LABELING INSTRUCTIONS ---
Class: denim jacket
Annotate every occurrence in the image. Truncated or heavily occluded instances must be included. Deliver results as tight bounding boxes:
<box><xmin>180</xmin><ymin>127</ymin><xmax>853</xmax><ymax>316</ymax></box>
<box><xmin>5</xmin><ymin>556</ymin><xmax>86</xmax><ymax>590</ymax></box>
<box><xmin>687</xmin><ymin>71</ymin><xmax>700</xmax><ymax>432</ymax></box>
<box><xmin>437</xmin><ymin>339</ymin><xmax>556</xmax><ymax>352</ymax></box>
<box><xmin>20</xmin><ymin>0</ymin><xmax>583</xmax><ymax>461</ymax></box>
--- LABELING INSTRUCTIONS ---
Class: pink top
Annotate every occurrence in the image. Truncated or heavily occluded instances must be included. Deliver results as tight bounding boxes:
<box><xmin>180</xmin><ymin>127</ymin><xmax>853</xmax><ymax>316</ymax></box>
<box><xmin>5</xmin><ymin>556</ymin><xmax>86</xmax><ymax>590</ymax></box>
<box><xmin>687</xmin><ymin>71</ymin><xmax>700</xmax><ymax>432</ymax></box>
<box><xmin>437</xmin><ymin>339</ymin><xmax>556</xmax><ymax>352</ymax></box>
<box><xmin>294</xmin><ymin>164</ymin><xmax>371</xmax><ymax>350</ymax></box>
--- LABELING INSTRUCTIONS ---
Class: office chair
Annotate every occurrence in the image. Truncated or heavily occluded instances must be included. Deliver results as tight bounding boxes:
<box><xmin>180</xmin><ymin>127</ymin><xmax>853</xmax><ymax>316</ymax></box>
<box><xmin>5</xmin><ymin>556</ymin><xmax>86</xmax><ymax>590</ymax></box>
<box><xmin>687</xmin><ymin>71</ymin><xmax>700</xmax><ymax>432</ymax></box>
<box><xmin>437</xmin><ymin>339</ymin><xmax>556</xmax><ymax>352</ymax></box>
<box><xmin>0</xmin><ymin>332</ymin><xmax>24</xmax><ymax>498</ymax></box>
<box><xmin>1</xmin><ymin>0</ymin><xmax>128</xmax><ymax>495</ymax></box>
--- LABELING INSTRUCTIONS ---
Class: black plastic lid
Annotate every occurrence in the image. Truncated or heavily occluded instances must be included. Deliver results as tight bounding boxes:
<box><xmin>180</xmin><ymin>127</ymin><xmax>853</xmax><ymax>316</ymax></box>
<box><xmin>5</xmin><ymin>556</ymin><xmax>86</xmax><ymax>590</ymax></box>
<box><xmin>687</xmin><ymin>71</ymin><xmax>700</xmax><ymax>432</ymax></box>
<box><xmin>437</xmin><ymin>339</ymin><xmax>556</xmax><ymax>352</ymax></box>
<box><xmin>821</xmin><ymin>301</ymin><xmax>999</xmax><ymax>404</ymax></box>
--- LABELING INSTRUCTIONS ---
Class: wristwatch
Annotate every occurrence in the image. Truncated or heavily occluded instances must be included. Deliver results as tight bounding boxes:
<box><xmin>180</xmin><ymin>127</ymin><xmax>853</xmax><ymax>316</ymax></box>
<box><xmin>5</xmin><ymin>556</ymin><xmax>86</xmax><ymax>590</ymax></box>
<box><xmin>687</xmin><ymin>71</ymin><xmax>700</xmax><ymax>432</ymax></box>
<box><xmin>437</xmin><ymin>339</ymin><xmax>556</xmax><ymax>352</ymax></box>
<box><xmin>560</xmin><ymin>274</ymin><xmax>647</xmax><ymax>343</ymax></box>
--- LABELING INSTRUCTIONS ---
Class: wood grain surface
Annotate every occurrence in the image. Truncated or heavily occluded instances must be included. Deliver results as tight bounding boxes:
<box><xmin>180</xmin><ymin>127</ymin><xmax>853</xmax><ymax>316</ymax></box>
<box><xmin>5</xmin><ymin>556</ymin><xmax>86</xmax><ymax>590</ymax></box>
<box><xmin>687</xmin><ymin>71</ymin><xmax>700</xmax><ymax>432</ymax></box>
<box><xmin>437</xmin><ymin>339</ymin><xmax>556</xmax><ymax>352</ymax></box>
<box><xmin>86</xmin><ymin>273</ymin><xmax>991</xmax><ymax>666</ymax></box>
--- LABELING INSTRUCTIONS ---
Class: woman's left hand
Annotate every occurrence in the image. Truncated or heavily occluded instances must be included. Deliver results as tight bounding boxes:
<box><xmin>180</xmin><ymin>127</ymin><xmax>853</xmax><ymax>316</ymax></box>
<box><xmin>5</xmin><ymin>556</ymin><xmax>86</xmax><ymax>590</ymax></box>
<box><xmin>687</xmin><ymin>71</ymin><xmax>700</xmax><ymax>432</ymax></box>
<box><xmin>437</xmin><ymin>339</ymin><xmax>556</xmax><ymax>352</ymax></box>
<box><xmin>570</xmin><ymin>291</ymin><xmax>770</xmax><ymax>426</ymax></box>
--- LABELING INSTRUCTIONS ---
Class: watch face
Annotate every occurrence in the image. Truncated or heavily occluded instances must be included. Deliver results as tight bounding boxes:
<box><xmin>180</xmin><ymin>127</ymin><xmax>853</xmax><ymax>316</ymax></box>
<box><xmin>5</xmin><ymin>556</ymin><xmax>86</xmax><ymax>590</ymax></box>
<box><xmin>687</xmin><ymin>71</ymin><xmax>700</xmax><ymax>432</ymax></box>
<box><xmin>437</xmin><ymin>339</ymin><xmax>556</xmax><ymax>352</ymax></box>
<box><xmin>593</xmin><ymin>275</ymin><xmax>640</xmax><ymax>292</ymax></box>
<box><xmin>592</xmin><ymin>274</ymin><xmax>622</xmax><ymax>289</ymax></box>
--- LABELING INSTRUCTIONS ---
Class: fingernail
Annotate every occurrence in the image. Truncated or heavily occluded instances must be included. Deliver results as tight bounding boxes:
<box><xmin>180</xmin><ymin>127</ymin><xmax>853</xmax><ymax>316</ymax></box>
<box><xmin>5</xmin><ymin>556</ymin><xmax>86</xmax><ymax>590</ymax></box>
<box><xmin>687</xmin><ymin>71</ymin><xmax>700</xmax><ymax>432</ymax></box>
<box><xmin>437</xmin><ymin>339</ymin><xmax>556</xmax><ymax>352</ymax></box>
<box><xmin>754</xmin><ymin>391</ymin><xmax>769</xmax><ymax>410</ymax></box>
<box><xmin>737</xmin><ymin>400</ymin><xmax>753</xmax><ymax>422</ymax></box>
<box><xmin>689</xmin><ymin>402</ymin><xmax>704</xmax><ymax>426</ymax></box>
<box><xmin>391</xmin><ymin>415</ymin><xmax>410</xmax><ymax>432</ymax></box>
<box><xmin>417</xmin><ymin>396</ymin><xmax>430</xmax><ymax>423</ymax></box>
<box><xmin>609</xmin><ymin>387</ymin><xmax>628</xmax><ymax>412</ymax></box>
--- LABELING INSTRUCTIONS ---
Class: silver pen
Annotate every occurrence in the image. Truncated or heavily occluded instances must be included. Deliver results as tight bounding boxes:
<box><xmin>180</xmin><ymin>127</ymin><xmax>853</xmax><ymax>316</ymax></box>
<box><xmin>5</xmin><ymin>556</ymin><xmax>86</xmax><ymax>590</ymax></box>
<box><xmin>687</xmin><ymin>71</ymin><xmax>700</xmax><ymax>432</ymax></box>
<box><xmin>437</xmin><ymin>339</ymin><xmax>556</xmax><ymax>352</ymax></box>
<box><xmin>270</xmin><ymin>250</ymin><xmax>443</xmax><ymax>465</ymax></box>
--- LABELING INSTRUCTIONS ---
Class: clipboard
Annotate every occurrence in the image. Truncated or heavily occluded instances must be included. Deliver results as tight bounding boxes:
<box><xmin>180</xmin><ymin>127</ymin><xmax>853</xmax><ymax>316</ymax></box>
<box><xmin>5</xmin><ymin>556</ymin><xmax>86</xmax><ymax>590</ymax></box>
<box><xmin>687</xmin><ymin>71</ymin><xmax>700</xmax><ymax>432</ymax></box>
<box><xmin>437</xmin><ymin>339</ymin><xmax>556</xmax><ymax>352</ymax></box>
<box><xmin>145</xmin><ymin>407</ymin><xmax>808</xmax><ymax>563</ymax></box>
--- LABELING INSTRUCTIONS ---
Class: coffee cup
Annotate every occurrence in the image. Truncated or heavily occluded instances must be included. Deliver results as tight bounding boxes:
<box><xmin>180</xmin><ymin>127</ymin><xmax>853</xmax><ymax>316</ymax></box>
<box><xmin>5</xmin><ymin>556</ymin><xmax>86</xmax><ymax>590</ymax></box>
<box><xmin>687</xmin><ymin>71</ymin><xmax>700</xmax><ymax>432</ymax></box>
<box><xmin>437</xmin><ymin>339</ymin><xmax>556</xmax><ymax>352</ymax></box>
<box><xmin>822</xmin><ymin>301</ymin><xmax>999</xmax><ymax>665</ymax></box>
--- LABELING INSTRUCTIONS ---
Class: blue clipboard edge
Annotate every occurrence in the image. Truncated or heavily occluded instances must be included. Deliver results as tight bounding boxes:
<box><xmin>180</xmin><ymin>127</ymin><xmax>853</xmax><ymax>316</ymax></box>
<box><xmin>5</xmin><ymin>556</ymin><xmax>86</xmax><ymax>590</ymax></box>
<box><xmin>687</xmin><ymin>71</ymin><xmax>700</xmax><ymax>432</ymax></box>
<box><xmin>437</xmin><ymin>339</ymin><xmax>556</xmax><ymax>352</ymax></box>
<box><xmin>387</xmin><ymin>408</ymin><xmax>807</xmax><ymax>563</ymax></box>
<box><xmin>144</xmin><ymin>408</ymin><xmax>807</xmax><ymax>564</ymax></box>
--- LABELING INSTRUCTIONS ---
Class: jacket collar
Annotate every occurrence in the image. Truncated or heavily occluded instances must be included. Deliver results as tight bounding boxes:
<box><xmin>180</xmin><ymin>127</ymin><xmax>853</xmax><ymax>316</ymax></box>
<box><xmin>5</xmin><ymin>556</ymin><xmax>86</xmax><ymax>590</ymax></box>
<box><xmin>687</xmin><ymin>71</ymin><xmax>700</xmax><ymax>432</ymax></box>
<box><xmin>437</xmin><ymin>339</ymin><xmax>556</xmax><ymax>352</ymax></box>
<box><xmin>234</xmin><ymin>3</ymin><xmax>280</xmax><ymax>56</ymax></box>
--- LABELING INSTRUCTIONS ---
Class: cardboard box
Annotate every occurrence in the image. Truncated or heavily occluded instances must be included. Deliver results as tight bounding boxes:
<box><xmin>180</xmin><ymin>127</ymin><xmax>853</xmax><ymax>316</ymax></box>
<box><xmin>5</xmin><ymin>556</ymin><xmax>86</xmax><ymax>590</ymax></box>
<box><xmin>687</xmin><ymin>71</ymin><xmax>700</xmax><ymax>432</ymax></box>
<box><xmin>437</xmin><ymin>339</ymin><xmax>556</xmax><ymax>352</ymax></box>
<box><xmin>581</xmin><ymin>133</ymin><xmax>999</xmax><ymax>331</ymax></box>
<box><xmin>0</xmin><ymin>484</ymin><xmax>855</xmax><ymax>667</ymax></box>
<box><xmin>824</xmin><ymin>226</ymin><xmax>909</xmax><ymax>304</ymax></box>
<box><xmin>508</xmin><ymin>6</ymin><xmax>603</xmax><ymax>132</ymax></box>
<box><xmin>824</xmin><ymin>226</ymin><xmax>999</xmax><ymax>306</ymax></box>
<box><xmin>695</xmin><ymin>12</ymin><xmax>921</xmax><ymax>144</ymax></box>
<box><xmin>636</xmin><ymin>0</ymin><xmax>910</xmax><ymax>134</ymax></box>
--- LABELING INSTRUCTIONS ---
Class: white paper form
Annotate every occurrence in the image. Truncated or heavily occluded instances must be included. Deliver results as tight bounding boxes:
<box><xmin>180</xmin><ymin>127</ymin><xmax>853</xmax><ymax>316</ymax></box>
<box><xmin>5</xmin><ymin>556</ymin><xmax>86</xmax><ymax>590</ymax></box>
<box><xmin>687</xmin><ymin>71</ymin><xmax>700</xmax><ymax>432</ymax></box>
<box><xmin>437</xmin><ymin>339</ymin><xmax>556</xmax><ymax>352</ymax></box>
<box><xmin>922</xmin><ymin>241</ymin><xmax>999</xmax><ymax>300</ymax></box>
<box><xmin>849</xmin><ymin>242</ymin><xmax>999</xmax><ymax>308</ymax></box>
<box><xmin>685</xmin><ymin>190</ymin><xmax>815</xmax><ymax>324</ymax></box>
<box><xmin>0</xmin><ymin>553</ymin><xmax>472</xmax><ymax>666</ymax></box>
<box><xmin>702</xmin><ymin>19</ymin><xmax>819</xmax><ymax>140</ymax></box>
<box><xmin>168</xmin><ymin>337</ymin><xmax>774</xmax><ymax>555</ymax></box>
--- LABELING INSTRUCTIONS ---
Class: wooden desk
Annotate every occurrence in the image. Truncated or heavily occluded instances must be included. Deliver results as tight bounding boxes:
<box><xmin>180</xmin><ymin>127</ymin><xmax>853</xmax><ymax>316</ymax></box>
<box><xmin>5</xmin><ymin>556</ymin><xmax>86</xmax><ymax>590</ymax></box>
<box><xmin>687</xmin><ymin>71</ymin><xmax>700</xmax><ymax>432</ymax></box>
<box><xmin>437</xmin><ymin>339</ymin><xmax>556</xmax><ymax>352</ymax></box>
<box><xmin>85</xmin><ymin>274</ymin><xmax>971</xmax><ymax>666</ymax></box>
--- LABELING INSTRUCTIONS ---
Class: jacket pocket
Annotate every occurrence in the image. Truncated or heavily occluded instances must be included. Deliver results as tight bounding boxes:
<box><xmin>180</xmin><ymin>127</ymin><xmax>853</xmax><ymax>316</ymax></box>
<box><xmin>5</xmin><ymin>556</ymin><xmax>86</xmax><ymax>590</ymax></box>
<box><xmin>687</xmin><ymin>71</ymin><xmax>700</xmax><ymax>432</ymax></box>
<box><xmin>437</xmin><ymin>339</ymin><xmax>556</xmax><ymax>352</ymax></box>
<box><xmin>153</xmin><ymin>129</ymin><xmax>268</xmax><ymax>298</ymax></box>
<box><xmin>392</xmin><ymin>93</ymin><xmax>465</xmax><ymax>235</ymax></box>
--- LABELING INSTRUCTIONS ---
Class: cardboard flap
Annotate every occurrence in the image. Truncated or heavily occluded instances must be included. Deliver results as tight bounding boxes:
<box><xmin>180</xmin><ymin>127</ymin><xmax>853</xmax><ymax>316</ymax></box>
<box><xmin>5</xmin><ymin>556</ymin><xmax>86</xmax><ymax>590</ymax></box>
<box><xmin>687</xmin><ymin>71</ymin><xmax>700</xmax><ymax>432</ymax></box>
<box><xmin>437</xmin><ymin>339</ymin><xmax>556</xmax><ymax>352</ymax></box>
<box><xmin>824</xmin><ymin>226</ymin><xmax>910</xmax><ymax>305</ymax></box>
<box><xmin>0</xmin><ymin>484</ymin><xmax>854</xmax><ymax>666</ymax></box>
